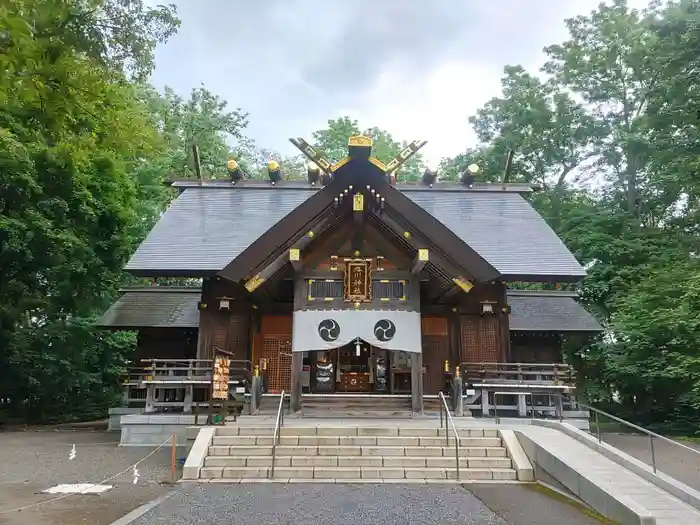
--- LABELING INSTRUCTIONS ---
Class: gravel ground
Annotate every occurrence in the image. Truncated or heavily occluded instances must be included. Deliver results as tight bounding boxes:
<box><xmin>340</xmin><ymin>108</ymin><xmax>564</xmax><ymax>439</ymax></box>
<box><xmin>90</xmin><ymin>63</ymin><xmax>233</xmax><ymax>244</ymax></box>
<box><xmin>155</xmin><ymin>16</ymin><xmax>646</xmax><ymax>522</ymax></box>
<box><xmin>599</xmin><ymin>433</ymin><xmax>700</xmax><ymax>491</ymax></box>
<box><xmin>0</xmin><ymin>429</ymin><xmax>180</xmax><ymax>525</ymax></box>
<box><xmin>130</xmin><ymin>483</ymin><xmax>607</xmax><ymax>525</ymax></box>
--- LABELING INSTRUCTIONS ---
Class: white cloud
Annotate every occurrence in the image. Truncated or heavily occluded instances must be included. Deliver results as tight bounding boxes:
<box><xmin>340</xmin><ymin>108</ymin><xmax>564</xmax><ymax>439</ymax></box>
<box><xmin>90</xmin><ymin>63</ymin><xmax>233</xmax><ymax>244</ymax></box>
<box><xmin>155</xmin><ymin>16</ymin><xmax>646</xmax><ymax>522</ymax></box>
<box><xmin>149</xmin><ymin>0</ymin><xmax>657</xmax><ymax>165</ymax></box>
<box><xmin>337</xmin><ymin>62</ymin><xmax>501</xmax><ymax>165</ymax></box>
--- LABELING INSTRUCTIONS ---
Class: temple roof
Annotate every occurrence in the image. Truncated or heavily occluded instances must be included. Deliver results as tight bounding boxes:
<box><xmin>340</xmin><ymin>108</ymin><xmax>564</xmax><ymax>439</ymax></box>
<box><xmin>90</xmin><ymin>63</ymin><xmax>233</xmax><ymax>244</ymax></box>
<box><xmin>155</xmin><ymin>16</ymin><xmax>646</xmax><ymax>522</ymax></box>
<box><xmin>125</xmin><ymin>186</ymin><xmax>315</xmax><ymax>275</ymax></box>
<box><xmin>507</xmin><ymin>290</ymin><xmax>602</xmax><ymax>332</ymax></box>
<box><xmin>125</xmin><ymin>181</ymin><xmax>586</xmax><ymax>280</ymax></box>
<box><xmin>97</xmin><ymin>288</ymin><xmax>200</xmax><ymax>329</ymax></box>
<box><xmin>404</xmin><ymin>190</ymin><xmax>584</xmax><ymax>279</ymax></box>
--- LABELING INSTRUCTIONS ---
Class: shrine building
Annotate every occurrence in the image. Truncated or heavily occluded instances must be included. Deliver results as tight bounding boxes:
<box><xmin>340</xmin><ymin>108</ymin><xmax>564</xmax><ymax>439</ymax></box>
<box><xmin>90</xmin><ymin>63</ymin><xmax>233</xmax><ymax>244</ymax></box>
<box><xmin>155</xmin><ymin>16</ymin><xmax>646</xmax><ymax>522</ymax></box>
<box><xmin>100</xmin><ymin>135</ymin><xmax>602</xmax><ymax>416</ymax></box>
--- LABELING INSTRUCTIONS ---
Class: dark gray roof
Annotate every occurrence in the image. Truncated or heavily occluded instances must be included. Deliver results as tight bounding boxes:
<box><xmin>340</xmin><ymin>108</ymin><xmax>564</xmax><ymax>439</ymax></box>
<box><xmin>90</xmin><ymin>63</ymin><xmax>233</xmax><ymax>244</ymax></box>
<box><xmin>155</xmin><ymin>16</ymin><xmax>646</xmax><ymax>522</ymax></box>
<box><xmin>507</xmin><ymin>290</ymin><xmax>602</xmax><ymax>332</ymax></box>
<box><xmin>126</xmin><ymin>182</ymin><xmax>584</xmax><ymax>279</ymax></box>
<box><xmin>125</xmin><ymin>186</ymin><xmax>316</xmax><ymax>274</ymax></box>
<box><xmin>403</xmin><ymin>190</ymin><xmax>585</xmax><ymax>279</ymax></box>
<box><xmin>98</xmin><ymin>289</ymin><xmax>200</xmax><ymax>328</ymax></box>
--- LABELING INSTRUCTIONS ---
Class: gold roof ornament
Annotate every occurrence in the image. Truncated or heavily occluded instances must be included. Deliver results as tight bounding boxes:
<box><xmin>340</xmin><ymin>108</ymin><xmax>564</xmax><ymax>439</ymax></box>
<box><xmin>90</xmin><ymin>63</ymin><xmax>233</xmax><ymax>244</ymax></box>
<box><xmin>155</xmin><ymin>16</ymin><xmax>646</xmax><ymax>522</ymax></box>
<box><xmin>267</xmin><ymin>160</ymin><xmax>281</xmax><ymax>184</ymax></box>
<box><xmin>348</xmin><ymin>135</ymin><xmax>373</xmax><ymax>147</ymax></box>
<box><xmin>348</xmin><ymin>135</ymin><xmax>373</xmax><ymax>159</ymax></box>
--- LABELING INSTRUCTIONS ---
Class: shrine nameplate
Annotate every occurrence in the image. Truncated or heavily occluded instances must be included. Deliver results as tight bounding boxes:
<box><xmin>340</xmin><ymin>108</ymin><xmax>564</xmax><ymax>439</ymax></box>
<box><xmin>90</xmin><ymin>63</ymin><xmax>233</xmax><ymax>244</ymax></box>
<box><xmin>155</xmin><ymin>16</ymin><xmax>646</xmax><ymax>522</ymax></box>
<box><xmin>344</xmin><ymin>259</ymin><xmax>372</xmax><ymax>302</ymax></box>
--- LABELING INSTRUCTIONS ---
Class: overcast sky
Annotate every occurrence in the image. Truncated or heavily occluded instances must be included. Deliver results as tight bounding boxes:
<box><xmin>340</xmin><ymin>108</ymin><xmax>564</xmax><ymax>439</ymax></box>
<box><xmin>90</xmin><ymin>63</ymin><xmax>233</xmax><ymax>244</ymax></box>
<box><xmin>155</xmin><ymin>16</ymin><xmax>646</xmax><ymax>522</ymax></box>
<box><xmin>148</xmin><ymin>0</ymin><xmax>651</xmax><ymax>166</ymax></box>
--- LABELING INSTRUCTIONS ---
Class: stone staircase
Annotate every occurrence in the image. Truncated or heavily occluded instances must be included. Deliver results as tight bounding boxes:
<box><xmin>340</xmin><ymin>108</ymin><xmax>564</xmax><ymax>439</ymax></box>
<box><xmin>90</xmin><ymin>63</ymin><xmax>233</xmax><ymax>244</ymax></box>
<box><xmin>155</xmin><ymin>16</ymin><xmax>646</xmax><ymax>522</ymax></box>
<box><xmin>198</xmin><ymin>424</ymin><xmax>518</xmax><ymax>481</ymax></box>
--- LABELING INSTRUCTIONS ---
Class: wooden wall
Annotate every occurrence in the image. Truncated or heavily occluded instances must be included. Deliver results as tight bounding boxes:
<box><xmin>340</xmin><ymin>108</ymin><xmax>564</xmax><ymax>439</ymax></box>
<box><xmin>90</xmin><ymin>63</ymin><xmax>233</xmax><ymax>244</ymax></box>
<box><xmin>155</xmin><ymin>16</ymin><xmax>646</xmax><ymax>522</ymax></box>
<box><xmin>196</xmin><ymin>278</ymin><xmax>251</xmax><ymax>361</ymax></box>
<box><xmin>510</xmin><ymin>332</ymin><xmax>562</xmax><ymax>363</ymax></box>
<box><xmin>136</xmin><ymin>328</ymin><xmax>197</xmax><ymax>361</ymax></box>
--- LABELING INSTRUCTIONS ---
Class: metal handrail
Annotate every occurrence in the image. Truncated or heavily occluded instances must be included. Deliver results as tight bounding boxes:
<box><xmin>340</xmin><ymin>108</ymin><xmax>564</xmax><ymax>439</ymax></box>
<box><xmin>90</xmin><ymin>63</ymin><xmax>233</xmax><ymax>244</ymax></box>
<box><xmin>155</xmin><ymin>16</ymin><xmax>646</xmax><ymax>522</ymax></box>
<box><xmin>568</xmin><ymin>401</ymin><xmax>700</xmax><ymax>474</ymax></box>
<box><xmin>438</xmin><ymin>391</ymin><xmax>460</xmax><ymax>479</ymax></box>
<box><xmin>269</xmin><ymin>391</ymin><xmax>286</xmax><ymax>479</ymax></box>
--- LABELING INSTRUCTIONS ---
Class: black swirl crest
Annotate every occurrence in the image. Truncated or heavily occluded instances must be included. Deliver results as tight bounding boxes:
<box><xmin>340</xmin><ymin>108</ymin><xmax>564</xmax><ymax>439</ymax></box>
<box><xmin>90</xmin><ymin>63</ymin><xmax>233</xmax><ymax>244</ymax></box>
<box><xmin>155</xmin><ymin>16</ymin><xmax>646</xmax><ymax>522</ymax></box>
<box><xmin>317</xmin><ymin>319</ymin><xmax>340</xmax><ymax>342</ymax></box>
<box><xmin>373</xmin><ymin>319</ymin><xmax>396</xmax><ymax>342</ymax></box>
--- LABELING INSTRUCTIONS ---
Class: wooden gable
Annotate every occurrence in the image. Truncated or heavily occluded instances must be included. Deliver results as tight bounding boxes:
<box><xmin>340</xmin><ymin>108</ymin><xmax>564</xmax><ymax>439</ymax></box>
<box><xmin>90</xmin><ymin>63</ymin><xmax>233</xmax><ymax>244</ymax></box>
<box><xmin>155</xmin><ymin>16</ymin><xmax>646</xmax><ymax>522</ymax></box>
<box><xmin>217</xmin><ymin>155</ymin><xmax>499</xmax><ymax>288</ymax></box>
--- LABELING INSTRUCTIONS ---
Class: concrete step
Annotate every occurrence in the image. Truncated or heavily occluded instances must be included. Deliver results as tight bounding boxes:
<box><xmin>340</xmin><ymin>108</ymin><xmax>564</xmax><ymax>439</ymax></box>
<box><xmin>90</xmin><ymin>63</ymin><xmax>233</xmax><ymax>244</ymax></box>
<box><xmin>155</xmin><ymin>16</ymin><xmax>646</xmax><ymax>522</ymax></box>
<box><xmin>301</xmin><ymin>409</ymin><xmax>415</xmax><ymax>418</ymax></box>
<box><xmin>214</xmin><ymin>426</ymin><xmax>499</xmax><ymax>438</ymax></box>
<box><xmin>204</xmin><ymin>455</ymin><xmax>512</xmax><ymax>469</ymax></box>
<box><xmin>211</xmin><ymin>435</ymin><xmax>502</xmax><ymax>448</ymax></box>
<box><xmin>208</xmin><ymin>444</ymin><xmax>504</xmax><ymax>457</ymax></box>
<box><xmin>198</xmin><ymin>466</ymin><xmax>517</xmax><ymax>480</ymax></box>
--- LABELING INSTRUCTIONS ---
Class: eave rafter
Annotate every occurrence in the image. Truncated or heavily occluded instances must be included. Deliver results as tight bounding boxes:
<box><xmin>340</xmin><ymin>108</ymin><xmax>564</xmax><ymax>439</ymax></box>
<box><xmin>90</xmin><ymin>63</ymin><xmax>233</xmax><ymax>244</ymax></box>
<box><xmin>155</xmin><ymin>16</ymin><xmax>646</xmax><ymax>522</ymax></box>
<box><xmin>244</xmin><ymin>248</ymin><xmax>304</xmax><ymax>293</ymax></box>
<box><xmin>242</xmin><ymin>212</ymin><xmax>337</xmax><ymax>293</ymax></box>
<box><xmin>411</xmin><ymin>248</ymin><xmax>429</xmax><ymax>275</ymax></box>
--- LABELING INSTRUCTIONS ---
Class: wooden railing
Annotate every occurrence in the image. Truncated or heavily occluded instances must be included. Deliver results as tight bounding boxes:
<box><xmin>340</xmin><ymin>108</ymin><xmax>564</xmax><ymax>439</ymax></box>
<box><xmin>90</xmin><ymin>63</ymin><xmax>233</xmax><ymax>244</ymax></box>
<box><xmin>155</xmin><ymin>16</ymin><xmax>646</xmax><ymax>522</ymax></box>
<box><xmin>123</xmin><ymin>358</ymin><xmax>252</xmax><ymax>386</ymax></box>
<box><xmin>121</xmin><ymin>358</ymin><xmax>252</xmax><ymax>413</ymax></box>
<box><xmin>460</xmin><ymin>362</ymin><xmax>576</xmax><ymax>387</ymax></box>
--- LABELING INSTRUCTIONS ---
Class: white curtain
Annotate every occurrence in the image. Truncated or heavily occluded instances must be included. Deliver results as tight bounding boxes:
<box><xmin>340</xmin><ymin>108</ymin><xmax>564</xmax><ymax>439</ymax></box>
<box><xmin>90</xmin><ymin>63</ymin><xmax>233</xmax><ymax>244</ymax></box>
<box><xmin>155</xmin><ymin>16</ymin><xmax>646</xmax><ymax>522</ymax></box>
<box><xmin>291</xmin><ymin>309</ymin><xmax>422</xmax><ymax>353</ymax></box>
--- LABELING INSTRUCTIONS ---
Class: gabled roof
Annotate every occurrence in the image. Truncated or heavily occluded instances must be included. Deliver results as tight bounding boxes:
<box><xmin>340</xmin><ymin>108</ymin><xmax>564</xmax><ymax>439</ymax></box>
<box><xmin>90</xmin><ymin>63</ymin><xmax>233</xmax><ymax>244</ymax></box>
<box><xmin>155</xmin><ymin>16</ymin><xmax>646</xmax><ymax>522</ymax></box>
<box><xmin>507</xmin><ymin>290</ymin><xmax>602</xmax><ymax>332</ymax></box>
<box><xmin>98</xmin><ymin>288</ymin><xmax>200</xmax><ymax>329</ymax></box>
<box><xmin>404</xmin><ymin>190</ymin><xmax>585</xmax><ymax>280</ymax></box>
<box><xmin>124</xmin><ymin>175</ymin><xmax>586</xmax><ymax>281</ymax></box>
<box><xmin>125</xmin><ymin>184</ymin><xmax>316</xmax><ymax>276</ymax></box>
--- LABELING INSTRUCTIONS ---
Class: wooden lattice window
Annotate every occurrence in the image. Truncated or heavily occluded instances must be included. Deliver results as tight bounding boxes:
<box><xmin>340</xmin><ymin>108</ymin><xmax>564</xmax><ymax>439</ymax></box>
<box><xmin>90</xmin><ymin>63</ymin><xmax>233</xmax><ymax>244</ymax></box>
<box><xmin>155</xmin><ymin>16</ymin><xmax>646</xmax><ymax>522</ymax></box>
<box><xmin>478</xmin><ymin>316</ymin><xmax>499</xmax><ymax>362</ymax></box>
<box><xmin>461</xmin><ymin>315</ymin><xmax>501</xmax><ymax>363</ymax></box>
<box><xmin>461</xmin><ymin>316</ymin><xmax>480</xmax><ymax>363</ymax></box>
<box><xmin>373</xmin><ymin>280</ymin><xmax>407</xmax><ymax>301</ymax></box>
<box><xmin>307</xmin><ymin>279</ymin><xmax>343</xmax><ymax>300</ymax></box>
<box><xmin>261</xmin><ymin>337</ymin><xmax>292</xmax><ymax>393</ymax></box>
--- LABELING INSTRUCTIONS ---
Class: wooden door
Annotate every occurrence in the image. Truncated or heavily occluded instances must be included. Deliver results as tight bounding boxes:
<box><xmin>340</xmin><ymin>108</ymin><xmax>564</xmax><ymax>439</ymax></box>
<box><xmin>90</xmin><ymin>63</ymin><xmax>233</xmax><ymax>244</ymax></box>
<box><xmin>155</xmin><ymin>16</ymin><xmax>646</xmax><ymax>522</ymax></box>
<box><xmin>422</xmin><ymin>335</ymin><xmax>449</xmax><ymax>394</ymax></box>
<box><xmin>421</xmin><ymin>316</ymin><xmax>449</xmax><ymax>394</ymax></box>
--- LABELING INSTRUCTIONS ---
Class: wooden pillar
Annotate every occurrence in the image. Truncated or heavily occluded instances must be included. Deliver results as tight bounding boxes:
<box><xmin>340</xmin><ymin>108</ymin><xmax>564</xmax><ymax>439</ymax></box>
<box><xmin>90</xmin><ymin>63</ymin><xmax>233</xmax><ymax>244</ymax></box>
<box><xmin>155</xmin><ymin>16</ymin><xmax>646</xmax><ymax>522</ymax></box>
<box><xmin>290</xmin><ymin>352</ymin><xmax>303</xmax><ymax>412</ymax></box>
<box><xmin>411</xmin><ymin>352</ymin><xmax>423</xmax><ymax>413</ymax></box>
<box><xmin>449</xmin><ymin>313</ymin><xmax>461</xmax><ymax>370</ymax></box>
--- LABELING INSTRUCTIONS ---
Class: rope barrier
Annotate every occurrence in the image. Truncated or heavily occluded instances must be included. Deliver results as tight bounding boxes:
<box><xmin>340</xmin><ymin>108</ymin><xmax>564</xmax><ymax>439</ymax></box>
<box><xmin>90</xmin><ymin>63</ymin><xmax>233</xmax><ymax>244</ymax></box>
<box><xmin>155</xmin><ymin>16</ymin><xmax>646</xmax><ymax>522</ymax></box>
<box><xmin>0</xmin><ymin>434</ymin><xmax>176</xmax><ymax>514</ymax></box>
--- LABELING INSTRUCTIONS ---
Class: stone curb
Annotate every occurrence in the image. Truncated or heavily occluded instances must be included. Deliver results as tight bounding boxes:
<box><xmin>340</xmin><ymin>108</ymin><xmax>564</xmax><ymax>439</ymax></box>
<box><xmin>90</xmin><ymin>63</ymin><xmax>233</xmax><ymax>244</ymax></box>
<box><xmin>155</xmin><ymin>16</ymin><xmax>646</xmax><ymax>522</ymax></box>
<box><xmin>498</xmin><ymin>429</ymin><xmax>534</xmax><ymax>481</ymax></box>
<box><xmin>182</xmin><ymin>427</ymin><xmax>215</xmax><ymax>480</ymax></box>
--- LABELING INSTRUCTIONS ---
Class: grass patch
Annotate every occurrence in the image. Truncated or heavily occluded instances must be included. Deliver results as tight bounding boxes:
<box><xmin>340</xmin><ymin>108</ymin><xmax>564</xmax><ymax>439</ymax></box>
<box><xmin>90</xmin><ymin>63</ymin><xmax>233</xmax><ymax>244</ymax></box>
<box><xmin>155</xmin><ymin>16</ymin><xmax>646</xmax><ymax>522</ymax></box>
<box><xmin>672</xmin><ymin>435</ymin><xmax>700</xmax><ymax>444</ymax></box>
<box><xmin>525</xmin><ymin>482</ymin><xmax>619</xmax><ymax>525</ymax></box>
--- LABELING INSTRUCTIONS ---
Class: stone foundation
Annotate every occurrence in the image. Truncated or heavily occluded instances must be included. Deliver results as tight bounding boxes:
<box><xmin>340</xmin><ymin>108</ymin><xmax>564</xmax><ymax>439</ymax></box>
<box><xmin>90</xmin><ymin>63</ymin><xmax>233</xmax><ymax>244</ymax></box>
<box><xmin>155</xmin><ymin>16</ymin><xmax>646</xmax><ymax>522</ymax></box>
<box><xmin>119</xmin><ymin>414</ymin><xmax>204</xmax><ymax>447</ymax></box>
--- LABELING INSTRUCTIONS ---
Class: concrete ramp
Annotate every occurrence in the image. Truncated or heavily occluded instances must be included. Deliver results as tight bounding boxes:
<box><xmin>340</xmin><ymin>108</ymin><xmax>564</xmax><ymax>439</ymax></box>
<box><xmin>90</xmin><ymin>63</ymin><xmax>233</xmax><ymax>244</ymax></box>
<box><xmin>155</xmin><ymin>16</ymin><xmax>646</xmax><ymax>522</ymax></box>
<box><xmin>515</xmin><ymin>425</ymin><xmax>700</xmax><ymax>525</ymax></box>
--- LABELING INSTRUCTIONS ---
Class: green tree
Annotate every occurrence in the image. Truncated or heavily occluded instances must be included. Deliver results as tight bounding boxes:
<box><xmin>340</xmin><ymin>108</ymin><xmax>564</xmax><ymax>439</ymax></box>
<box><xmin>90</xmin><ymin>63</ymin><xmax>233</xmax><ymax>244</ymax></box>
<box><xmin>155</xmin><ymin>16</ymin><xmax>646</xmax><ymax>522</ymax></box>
<box><xmin>139</xmin><ymin>85</ymin><xmax>249</xmax><ymax>181</ymax></box>
<box><xmin>0</xmin><ymin>0</ymin><xmax>179</xmax><ymax>422</ymax></box>
<box><xmin>440</xmin><ymin>0</ymin><xmax>700</xmax><ymax>432</ymax></box>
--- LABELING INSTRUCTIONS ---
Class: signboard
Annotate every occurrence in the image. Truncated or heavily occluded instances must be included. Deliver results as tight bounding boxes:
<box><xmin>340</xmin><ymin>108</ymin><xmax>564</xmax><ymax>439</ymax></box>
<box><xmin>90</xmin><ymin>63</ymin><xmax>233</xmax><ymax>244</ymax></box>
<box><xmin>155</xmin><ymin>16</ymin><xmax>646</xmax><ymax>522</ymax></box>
<box><xmin>344</xmin><ymin>259</ymin><xmax>371</xmax><ymax>302</ymax></box>
<box><xmin>211</xmin><ymin>354</ymin><xmax>231</xmax><ymax>400</ymax></box>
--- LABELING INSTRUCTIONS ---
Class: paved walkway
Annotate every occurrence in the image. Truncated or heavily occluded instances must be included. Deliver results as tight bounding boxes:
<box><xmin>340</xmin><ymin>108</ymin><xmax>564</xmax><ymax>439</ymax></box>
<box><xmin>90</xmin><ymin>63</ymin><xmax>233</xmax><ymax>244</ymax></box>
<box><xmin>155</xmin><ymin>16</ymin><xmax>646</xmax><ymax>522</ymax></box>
<box><xmin>128</xmin><ymin>483</ymin><xmax>608</xmax><ymax>525</ymax></box>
